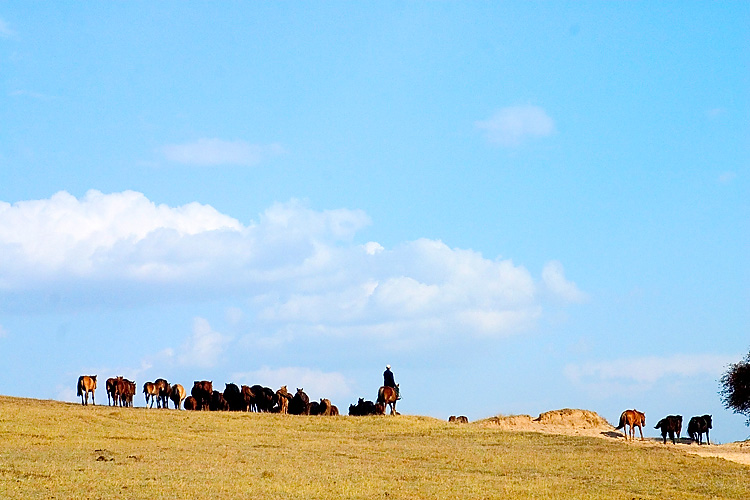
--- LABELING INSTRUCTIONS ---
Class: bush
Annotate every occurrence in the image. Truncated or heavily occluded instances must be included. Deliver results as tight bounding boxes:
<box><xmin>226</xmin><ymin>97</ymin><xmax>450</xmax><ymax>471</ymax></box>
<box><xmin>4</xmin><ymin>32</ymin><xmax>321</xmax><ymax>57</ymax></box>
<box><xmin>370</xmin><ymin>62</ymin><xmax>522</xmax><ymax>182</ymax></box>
<box><xmin>719</xmin><ymin>350</ymin><xmax>750</xmax><ymax>425</ymax></box>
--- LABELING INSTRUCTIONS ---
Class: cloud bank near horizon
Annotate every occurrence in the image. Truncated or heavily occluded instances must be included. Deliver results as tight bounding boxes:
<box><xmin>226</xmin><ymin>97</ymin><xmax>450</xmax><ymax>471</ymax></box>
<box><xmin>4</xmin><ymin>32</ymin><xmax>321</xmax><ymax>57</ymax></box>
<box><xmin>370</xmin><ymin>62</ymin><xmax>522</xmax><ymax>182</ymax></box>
<box><xmin>0</xmin><ymin>190</ymin><xmax>584</xmax><ymax>345</ymax></box>
<box><xmin>564</xmin><ymin>354</ymin><xmax>738</xmax><ymax>387</ymax></box>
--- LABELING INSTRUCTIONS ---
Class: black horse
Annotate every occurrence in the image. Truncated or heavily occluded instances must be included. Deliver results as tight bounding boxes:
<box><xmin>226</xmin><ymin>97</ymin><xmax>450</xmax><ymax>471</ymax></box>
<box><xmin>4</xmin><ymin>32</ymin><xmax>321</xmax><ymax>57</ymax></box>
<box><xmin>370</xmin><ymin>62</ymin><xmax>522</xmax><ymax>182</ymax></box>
<box><xmin>288</xmin><ymin>388</ymin><xmax>310</xmax><ymax>415</ymax></box>
<box><xmin>654</xmin><ymin>415</ymin><xmax>682</xmax><ymax>444</ymax></box>
<box><xmin>687</xmin><ymin>415</ymin><xmax>712</xmax><ymax>445</ymax></box>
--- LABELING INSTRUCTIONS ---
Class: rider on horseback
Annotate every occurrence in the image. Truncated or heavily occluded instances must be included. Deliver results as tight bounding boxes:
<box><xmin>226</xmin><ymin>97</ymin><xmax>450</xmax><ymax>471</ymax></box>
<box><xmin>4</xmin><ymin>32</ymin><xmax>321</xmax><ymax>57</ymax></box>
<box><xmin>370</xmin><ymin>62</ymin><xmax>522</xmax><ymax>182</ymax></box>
<box><xmin>383</xmin><ymin>365</ymin><xmax>400</xmax><ymax>400</ymax></box>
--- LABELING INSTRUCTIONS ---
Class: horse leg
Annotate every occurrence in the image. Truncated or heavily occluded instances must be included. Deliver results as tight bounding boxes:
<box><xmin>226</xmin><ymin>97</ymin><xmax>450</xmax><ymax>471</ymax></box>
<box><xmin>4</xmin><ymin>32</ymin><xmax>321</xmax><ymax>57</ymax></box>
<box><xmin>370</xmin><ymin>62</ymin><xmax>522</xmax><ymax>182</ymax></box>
<box><xmin>91</xmin><ymin>390</ymin><xmax>95</xmax><ymax>406</ymax></box>
<box><xmin>638</xmin><ymin>424</ymin><xmax>644</xmax><ymax>441</ymax></box>
<box><xmin>705</xmin><ymin>430</ymin><xmax>709</xmax><ymax>445</ymax></box>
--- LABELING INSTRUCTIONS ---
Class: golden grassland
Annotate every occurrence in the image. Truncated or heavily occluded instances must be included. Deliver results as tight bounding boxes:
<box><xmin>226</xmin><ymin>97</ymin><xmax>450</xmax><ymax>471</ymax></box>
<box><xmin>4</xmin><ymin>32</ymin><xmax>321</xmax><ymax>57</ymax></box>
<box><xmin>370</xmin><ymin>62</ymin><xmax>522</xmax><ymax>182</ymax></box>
<box><xmin>1</xmin><ymin>395</ymin><xmax>748</xmax><ymax>499</ymax></box>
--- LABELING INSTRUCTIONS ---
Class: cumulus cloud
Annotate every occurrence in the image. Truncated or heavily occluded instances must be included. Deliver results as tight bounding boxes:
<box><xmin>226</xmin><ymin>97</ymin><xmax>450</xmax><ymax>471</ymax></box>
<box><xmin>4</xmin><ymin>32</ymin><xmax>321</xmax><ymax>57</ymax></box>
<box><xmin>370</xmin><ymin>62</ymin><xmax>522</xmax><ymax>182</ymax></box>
<box><xmin>178</xmin><ymin>317</ymin><xmax>231</xmax><ymax>369</ymax></box>
<box><xmin>161</xmin><ymin>138</ymin><xmax>283</xmax><ymax>167</ymax></box>
<box><xmin>476</xmin><ymin>105</ymin><xmax>555</xmax><ymax>147</ymax></box>
<box><xmin>542</xmin><ymin>260</ymin><xmax>587</xmax><ymax>303</ymax></box>
<box><xmin>0</xmin><ymin>190</ymin><xmax>241</xmax><ymax>285</ymax></box>
<box><xmin>0</xmin><ymin>190</ymin><xmax>583</xmax><ymax>344</ymax></box>
<box><xmin>231</xmin><ymin>366</ymin><xmax>351</xmax><ymax>400</ymax></box>
<box><xmin>565</xmin><ymin>353</ymin><xmax>735</xmax><ymax>386</ymax></box>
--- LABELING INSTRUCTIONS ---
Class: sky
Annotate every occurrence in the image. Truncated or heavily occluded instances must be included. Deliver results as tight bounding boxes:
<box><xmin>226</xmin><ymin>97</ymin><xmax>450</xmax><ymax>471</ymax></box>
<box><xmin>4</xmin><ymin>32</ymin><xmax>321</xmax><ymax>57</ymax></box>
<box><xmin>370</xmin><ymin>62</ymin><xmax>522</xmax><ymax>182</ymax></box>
<box><xmin>1</xmin><ymin>3</ymin><xmax>748</xmax><ymax>442</ymax></box>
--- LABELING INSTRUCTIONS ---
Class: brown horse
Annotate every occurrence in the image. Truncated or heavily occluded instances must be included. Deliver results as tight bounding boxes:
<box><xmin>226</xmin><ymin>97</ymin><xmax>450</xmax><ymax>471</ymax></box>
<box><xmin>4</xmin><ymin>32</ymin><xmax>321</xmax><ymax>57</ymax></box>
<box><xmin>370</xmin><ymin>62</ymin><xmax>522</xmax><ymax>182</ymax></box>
<box><xmin>377</xmin><ymin>385</ymin><xmax>399</xmax><ymax>415</ymax></box>
<box><xmin>119</xmin><ymin>378</ymin><xmax>136</xmax><ymax>407</ymax></box>
<box><xmin>143</xmin><ymin>382</ymin><xmax>160</xmax><ymax>408</ymax></box>
<box><xmin>616</xmin><ymin>409</ymin><xmax>646</xmax><ymax>441</ymax></box>
<box><xmin>275</xmin><ymin>386</ymin><xmax>291</xmax><ymax>414</ymax></box>
<box><xmin>77</xmin><ymin>375</ymin><xmax>97</xmax><ymax>405</ymax></box>
<box><xmin>170</xmin><ymin>384</ymin><xmax>186</xmax><ymax>410</ymax></box>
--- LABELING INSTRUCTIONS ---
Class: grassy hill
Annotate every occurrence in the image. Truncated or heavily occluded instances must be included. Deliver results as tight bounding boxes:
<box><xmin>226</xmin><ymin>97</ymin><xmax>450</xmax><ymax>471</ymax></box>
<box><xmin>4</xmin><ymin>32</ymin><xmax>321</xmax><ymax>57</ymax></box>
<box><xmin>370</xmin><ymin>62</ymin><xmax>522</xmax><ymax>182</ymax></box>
<box><xmin>1</xmin><ymin>395</ymin><xmax>748</xmax><ymax>499</ymax></box>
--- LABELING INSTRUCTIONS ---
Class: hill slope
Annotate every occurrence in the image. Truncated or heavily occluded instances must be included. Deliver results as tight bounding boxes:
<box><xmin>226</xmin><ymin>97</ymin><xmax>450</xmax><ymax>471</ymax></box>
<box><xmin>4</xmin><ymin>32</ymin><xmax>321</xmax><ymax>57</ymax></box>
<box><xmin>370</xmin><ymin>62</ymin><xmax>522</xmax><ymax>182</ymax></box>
<box><xmin>0</xmin><ymin>396</ymin><xmax>748</xmax><ymax>499</ymax></box>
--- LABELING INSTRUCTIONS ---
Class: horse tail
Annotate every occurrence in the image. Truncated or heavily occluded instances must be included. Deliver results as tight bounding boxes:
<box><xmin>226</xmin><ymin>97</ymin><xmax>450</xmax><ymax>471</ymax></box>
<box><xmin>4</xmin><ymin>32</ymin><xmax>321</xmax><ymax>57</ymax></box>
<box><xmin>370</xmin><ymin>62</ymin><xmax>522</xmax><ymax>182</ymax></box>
<box><xmin>77</xmin><ymin>377</ymin><xmax>83</xmax><ymax>397</ymax></box>
<box><xmin>615</xmin><ymin>412</ymin><xmax>626</xmax><ymax>430</ymax></box>
<box><xmin>377</xmin><ymin>387</ymin><xmax>385</xmax><ymax>404</ymax></box>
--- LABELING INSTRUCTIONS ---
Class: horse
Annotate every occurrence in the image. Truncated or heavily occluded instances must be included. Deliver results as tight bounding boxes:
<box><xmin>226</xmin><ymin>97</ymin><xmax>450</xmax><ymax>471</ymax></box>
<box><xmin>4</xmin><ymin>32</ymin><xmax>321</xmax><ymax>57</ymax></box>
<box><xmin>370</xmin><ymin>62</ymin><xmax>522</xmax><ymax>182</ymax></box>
<box><xmin>288</xmin><ymin>388</ymin><xmax>310</xmax><ymax>415</ymax></box>
<box><xmin>275</xmin><ymin>386</ymin><xmax>292</xmax><ymax>414</ymax></box>
<box><xmin>183</xmin><ymin>396</ymin><xmax>198</xmax><ymax>411</ymax></box>
<box><xmin>615</xmin><ymin>409</ymin><xmax>645</xmax><ymax>441</ymax></box>
<box><xmin>143</xmin><ymin>382</ymin><xmax>161</xmax><ymax>408</ymax></box>
<box><xmin>170</xmin><ymin>384</ymin><xmax>186</xmax><ymax>410</ymax></box>
<box><xmin>191</xmin><ymin>381</ymin><xmax>213</xmax><ymax>410</ymax></box>
<box><xmin>122</xmin><ymin>379</ymin><xmax>136</xmax><ymax>407</ymax></box>
<box><xmin>349</xmin><ymin>398</ymin><xmax>376</xmax><ymax>416</ymax></box>
<box><xmin>311</xmin><ymin>398</ymin><xmax>335</xmax><ymax>416</ymax></box>
<box><xmin>77</xmin><ymin>375</ymin><xmax>97</xmax><ymax>405</ymax></box>
<box><xmin>223</xmin><ymin>383</ymin><xmax>243</xmax><ymax>411</ymax></box>
<box><xmin>655</xmin><ymin>415</ymin><xmax>682</xmax><ymax>445</ymax></box>
<box><xmin>377</xmin><ymin>385</ymin><xmax>399</xmax><ymax>415</ymax></box>
<box><xmin>154</xmin><ymin>378</ymin><xmax>171</xmax><ymax>409</ymax></box>
<box><xmin>106</xmin><ymin>377</ymin><xmax>119</xmax><ymax>406</ymax></box>
<box><xmin>688</xmin><ymin>415</ymin><xmax>712</xmax><ymax>445</ymax></box>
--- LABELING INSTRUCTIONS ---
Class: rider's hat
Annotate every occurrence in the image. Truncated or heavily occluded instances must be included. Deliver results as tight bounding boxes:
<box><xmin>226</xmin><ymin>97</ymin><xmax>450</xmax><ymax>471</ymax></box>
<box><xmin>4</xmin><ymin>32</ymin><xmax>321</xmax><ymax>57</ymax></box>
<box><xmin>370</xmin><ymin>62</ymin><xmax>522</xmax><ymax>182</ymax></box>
<box><xmin>386</xmin><ymin>365</ymin><xmax>391</xmax><ymax>369</ymax></box>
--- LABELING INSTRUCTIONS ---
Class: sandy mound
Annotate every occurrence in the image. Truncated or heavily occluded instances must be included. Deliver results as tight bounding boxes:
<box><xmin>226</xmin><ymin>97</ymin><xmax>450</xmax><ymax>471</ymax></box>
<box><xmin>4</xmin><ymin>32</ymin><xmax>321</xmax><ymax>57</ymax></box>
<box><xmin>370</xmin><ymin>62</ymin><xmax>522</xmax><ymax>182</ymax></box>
<box><xmin>479</xmin><ymin>408</ymin><xmax>615</xmax><ymax>437</ymax></box>
<box><xmin>478</xmin><ymin>408</ymin><xmax>750</xmax><ymax>466</ymax></box>
<box><xmin>535</xmin><ymin>408</ymin><xmax>611</xmax><ymax>428</ymax></box>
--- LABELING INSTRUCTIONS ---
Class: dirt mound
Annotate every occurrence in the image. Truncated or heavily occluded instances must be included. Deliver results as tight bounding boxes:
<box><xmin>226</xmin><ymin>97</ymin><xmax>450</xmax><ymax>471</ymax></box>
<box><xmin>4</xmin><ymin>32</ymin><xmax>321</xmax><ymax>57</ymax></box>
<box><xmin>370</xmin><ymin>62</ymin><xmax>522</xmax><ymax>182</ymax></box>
<box><xmin>479</xmin><ymin>408</ymin><xmax>615</xmax><ymax>436</ymax></box>
<box><xmin>534</xmin><ymin>408</ymin><xmax>611</xmax><ymax>428</ymax></box>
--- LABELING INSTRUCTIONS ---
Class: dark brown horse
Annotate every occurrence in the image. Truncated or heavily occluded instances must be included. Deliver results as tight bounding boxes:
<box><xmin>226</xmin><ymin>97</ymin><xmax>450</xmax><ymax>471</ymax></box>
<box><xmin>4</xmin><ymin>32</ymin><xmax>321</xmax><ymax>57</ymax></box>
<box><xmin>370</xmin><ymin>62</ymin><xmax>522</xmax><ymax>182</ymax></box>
<box><xmin>106</xmin><ymin>377</ymin><xmax>119</xmax><ymax>406</ymax></box>
<box><xmin>615</xmin><ymin>409</ymin><xmax>646</xmax><ymax>441</ymax></box>
<box><xmin>119</xmin><ymin>378</ymin><xmax>136</xmax><ymax>407</ymax></box>
<box><xmin>77</xmin><ymin>375</ymin><xmax>97</xmax><ymax>406</ymax></box>
<box><xmin>377</xmin><ymin>385</ymin><xmax>399</xmax><ymax>415</ymax></box>
<box><xmin>156</xmin><ymin>378</ymin><xmax>171</xmax><ymax>408</ymax></box>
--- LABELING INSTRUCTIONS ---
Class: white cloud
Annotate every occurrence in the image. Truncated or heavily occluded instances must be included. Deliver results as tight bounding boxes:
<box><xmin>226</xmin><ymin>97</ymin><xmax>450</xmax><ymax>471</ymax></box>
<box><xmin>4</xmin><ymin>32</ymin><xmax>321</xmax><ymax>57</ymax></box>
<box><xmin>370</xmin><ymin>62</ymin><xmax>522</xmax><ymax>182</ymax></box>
<box><xmin>0</xmin><ymin>190</ymin><xmax>241</xmax><ymax>285</ymax></box>
<box><xmin>161</xmin><ymin>138</ymin><xmax>283</xmax><ymax>167</ymax></box>
<box><xmin>9</xmin><ymin>90</ymin><xmax>57</xmax><ymax>100</ymax></box>
<box><xmin>0</xmin><ymin>190</ymin><xmax>583</xmax><ymax>345</ymax></box>
<box><xmin>231</xmin><ymin>366</ymin><xmax>351</xmax><ymax>401</ymax></box>
<box><xmin>718</xmin><ymin>172</ymin><xmax>737</xmax><ymax>184</ymax></box>
<box><xmin>565</xmin><ymin>353</ymin><xmax>735</xmax><ymax>386</ymax></box>
<box><xmin>0</xmin><ymin>18</ymin><xmax>15</xmax><ymax>38</ymax></box>
<box><xmin>178</xmin><ymin>317</ymin><xmax>231</xmax><ymax>368</ymax></box>
<box><xmin>476</xmin><ymin>105</ymin><xmax>555</xmax><ymax>147</ymax></box>
<box><xmin>542</xmin><ymin>260</ymin><xmax>587</xmax><ymax>303</ymax></box>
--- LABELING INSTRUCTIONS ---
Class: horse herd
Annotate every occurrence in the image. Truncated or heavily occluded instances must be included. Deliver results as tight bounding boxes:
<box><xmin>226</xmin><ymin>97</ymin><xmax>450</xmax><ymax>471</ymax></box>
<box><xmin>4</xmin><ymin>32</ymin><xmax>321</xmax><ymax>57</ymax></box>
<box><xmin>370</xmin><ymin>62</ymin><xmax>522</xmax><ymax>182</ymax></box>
<box><xmin>615</xmin><ymin>409</ymin><xmax>714</xmax><ymax>445</ymax></box>
<box><xmin>78</xmin><ymin>376</ymin><xmax>715</xmax><ymax>445</ymax></box>
<box><xmin>75</xmin><ymin>375</ymin><xmax>399</xmax><ymax>416</ymax></box>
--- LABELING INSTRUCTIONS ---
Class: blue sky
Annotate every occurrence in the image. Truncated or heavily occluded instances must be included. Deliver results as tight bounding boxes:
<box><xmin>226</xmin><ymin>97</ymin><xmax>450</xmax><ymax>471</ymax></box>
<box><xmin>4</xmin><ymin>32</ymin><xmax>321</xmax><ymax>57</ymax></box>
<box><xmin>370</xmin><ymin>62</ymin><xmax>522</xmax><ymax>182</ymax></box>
<box><xmin>1</xmin><ymin>3</ymin><xmax>748</xmax><ymax>442</ymax></box>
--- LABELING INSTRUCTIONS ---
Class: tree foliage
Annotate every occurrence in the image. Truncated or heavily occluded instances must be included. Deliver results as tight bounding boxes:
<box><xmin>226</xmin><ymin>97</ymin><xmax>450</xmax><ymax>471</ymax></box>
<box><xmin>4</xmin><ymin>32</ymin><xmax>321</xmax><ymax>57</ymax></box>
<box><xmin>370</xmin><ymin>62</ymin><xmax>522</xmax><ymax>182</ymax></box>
<box><xmin>719</xmin><ymin>351</ymin><xmax>750</xmax><ymax>425</ymax></box>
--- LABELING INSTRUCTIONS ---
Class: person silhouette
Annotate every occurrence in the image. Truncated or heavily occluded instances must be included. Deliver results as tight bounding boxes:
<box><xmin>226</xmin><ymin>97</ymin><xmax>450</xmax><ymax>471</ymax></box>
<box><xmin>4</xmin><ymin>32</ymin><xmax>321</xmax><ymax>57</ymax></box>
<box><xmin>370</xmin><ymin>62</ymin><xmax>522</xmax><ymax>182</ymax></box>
<box><xmin>383</xmin><ymin>365</ymin><xmax>400</xmax><ymax>399</ymax></box>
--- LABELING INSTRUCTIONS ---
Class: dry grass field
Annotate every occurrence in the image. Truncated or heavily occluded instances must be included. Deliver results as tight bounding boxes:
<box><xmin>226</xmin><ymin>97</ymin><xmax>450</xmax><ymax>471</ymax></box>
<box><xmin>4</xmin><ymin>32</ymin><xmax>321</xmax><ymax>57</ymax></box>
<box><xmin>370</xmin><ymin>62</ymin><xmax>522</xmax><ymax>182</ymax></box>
<box><xmin>1</xmin><ymin>395</ymin><xmax>749</xmax><ymax>499</ymax></box>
